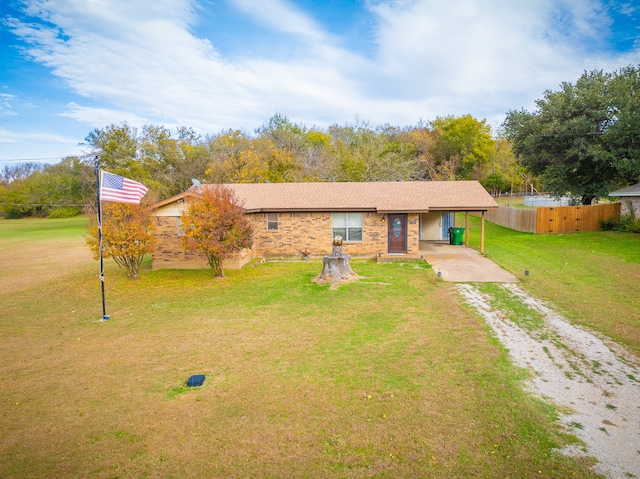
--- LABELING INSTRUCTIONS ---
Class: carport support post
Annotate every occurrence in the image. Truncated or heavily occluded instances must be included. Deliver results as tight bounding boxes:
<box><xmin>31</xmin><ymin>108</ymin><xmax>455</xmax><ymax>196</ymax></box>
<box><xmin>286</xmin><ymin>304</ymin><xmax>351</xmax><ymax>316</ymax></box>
<box><xmin>465</xmin><ymin>212</ymin><xmax>469</xmax><ymax>247</ymax></box>
<box><xmin>481</xmin><ymin>211</ymin><xmax>485</xmax><ymax>255</ymax></box>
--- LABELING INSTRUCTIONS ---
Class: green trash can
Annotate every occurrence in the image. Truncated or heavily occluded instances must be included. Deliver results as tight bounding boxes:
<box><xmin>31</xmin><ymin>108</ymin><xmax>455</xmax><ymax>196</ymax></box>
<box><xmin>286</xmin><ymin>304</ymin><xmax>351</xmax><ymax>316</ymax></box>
<box><xmin>449</xmin><ymin>227</ymin><xmax>465</xmax><ymax>245</ymax></box>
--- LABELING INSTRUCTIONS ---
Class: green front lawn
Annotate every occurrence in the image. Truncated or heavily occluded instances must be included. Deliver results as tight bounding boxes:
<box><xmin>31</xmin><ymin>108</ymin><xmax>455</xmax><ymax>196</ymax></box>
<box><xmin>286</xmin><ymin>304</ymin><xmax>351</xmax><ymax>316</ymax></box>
<box><xmin>0</xmin><ymin>216</ymin><xmax>599</xmax><ymax>477</ymax></box>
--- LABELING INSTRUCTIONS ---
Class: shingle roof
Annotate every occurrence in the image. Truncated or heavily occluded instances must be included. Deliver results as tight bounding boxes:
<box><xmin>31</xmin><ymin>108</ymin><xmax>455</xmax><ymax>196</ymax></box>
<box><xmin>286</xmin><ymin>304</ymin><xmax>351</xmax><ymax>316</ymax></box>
<box><xmin>156</xmin><ymin>181</ymin><xmax>497</xmax><ymax>213</ymax></box>
<box><xmin>610</xmin><ymin>183</ymin><xmax>640</xmax><ymax>197</ymax></box>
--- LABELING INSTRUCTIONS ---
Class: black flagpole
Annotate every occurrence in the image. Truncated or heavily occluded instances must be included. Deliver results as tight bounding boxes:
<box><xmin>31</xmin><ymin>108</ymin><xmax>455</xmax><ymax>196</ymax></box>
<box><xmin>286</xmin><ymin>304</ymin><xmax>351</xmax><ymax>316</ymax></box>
<box><xmin>95</xmin><ymin>156</ymin><xmax>109</xmax><ymax>321</ymax></box>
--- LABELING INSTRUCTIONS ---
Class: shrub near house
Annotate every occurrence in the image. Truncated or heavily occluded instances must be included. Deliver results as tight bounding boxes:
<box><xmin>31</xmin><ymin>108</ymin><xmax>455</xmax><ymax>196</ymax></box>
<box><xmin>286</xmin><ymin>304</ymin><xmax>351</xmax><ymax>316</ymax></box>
<box><xmin>180</xmin><ymin>185</ymin><xmax>253</xmax><ymax>277</ymax></box>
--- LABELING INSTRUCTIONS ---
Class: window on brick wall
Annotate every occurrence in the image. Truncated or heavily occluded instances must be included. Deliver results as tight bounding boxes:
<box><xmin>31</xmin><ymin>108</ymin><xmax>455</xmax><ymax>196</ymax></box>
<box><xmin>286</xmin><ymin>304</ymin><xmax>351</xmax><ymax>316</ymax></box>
<box><xmin>267</xmin><ymin>213</ymin><xmax>278</xmax><ymax>230</ymax></box>
<box><xmin>332</xmin><ymin>213</ymin><xmax>363</xmax><ymax>241</ymax></box>
<box><xmin>177</xmin><ymin>217</ymin><xmax>184</xmax><ymax>236</ymax></box>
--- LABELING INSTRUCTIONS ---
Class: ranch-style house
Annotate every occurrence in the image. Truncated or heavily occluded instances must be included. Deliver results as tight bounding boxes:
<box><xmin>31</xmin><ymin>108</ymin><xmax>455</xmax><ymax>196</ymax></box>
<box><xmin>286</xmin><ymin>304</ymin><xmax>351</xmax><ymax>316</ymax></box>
<box><xmin>152</xmin><ymin>181</ymin><xmax>498</xmax><ymax>270</ymax></box>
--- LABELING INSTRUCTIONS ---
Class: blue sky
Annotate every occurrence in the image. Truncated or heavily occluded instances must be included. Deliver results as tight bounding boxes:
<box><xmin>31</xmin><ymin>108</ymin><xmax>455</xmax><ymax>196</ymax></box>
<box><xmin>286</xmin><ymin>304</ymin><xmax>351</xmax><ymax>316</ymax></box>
<box><xmin>1</xmin><ymin>0</ymin><xmax>639</xmax><ymax>165</ymax></box>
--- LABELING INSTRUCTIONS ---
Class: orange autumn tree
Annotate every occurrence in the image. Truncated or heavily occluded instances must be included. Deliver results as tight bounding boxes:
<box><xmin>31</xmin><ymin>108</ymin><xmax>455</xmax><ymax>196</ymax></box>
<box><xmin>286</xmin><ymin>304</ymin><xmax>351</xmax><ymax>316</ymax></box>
<box><xmin>86</xmin><ymin>195</ymin><xmax>157</xmax><ymax>279</ymax></box>
<box><xmin>181</xmin><ymin>185</ymin><xmax>254</xmax><ymax>277</ymax></box>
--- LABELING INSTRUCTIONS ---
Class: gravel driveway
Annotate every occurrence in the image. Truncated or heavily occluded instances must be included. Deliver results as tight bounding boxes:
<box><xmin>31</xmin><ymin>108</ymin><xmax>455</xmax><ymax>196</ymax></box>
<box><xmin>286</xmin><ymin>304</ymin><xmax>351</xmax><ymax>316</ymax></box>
<box><xmin>459</xmin><ymin>283</ymin><xmax>640</xmax><ymax>479</ymax></box>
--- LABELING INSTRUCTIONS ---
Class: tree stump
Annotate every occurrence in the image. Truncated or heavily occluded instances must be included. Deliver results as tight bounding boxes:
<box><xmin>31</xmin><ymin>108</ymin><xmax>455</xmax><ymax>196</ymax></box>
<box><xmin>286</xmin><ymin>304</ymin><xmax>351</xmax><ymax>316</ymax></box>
<box><xmin>312</xmin><ymin>236</ymin><xmax>359</xmax><ymax>288</ymax></box>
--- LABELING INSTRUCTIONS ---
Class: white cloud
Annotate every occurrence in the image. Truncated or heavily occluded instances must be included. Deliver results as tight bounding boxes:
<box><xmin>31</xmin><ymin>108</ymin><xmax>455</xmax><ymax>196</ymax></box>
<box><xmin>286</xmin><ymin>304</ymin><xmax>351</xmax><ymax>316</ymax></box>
<box><xmin>8</xmin><ymin>0</ymin><xmax>374</xmax><ymax>133</ymax></box>
<box><xmin>0</xmin><ymin>93</ymin><xmax>18</xmax><ymax>116</ymax></box>
<box><xmin>363</xmin><ymin>0</ymin><xmax>640</xmax><ymax>124</ymax></box>
<box><xmin>0</xmin><ymin>128</ymin><xmax>75</xmax><ymax>144</ymax></box>
<box><xmin>0</xmin><ymin>128</ymin><xmax>85</xmax><ymax>162</ymax></box>
<box><xmin>229</xmin><ymin>0</ymin><xmax>329</xmax><ymax>44</ymax></box>
<box><xmin>60</xmin><ymin>103</ymin><xmax>149</xmax><ymax>128</ymax></box>
<box><xmin>6</xmin><ymin>0</ymin><xmax>640</xmax><ymax>146</ymax></box>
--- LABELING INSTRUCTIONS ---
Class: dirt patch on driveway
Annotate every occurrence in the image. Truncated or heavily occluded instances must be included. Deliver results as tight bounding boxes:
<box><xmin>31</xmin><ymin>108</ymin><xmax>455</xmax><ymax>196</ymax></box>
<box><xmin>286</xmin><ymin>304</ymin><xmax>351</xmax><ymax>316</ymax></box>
<box><xmin>459</xmin><ymin>283</ymin><xmax>640</xmax><ymax>479</ymax></box>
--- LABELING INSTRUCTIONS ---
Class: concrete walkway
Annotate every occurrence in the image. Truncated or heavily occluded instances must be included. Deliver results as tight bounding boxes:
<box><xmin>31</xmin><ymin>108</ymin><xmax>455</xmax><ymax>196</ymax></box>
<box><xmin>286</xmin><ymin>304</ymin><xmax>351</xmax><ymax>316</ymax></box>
<box><xmin>420</xmin><ymin>242</ymin><xmax>518</xmax><ymax>283</ymax></box>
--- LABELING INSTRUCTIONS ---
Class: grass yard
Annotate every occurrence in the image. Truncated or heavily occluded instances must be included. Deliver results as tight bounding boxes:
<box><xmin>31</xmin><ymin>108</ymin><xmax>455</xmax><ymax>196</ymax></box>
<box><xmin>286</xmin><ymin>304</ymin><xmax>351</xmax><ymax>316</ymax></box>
<box><xmin>0</xmin><ymin>217</ymin><xmax>600</xmax><ymax>478</ymax></box>
<box><xmin>0</xmin><ymin>217</ymin><xmax>94</xmax><ymax>295</ymax></box>
<box><xmin>461</xmin><ymin>214</ymin><xmax>640</xmax><ymax>355</ymax></box>
<box><xmin>493</xmin><ymin>196</ymin><xmax>533</xmax><ymax>209</ymax></box>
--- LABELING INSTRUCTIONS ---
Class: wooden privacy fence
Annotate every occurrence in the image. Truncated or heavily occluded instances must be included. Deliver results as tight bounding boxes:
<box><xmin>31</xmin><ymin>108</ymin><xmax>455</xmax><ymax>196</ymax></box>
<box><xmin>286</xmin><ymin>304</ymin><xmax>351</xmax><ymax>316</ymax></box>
<box><xmin>481</xmin><ymin>207</ymin><xmax>537</xmax><ymax>233</ymax></box>
<box><xmin>473</xmin><ymin>203</ymin><xmax>621</xmax><ymax>234</ymax></box>
<box><xmin>536</xmin><ymin>203</ymin><xmax>620</xmax><ymax>234</ymax></box>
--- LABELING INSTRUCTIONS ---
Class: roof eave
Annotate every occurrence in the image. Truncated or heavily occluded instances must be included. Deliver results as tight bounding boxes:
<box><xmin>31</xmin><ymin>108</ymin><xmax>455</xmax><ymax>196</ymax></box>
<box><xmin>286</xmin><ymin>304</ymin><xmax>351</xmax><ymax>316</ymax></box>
<box><xmin>155</xmin><ymin>192</ymin><xmax>192</xmax><ymax>209</ymax></box>
<box><xmin>244</xmin><ymin>207</ymin><xmax>380</xmax><ymax>213</ymax></box>
<box><xmin>428</xmin><ymin>206</ymin><xmax>498</xmax><ymax>211</ymax></box>
<box><xmin>609</xmin><ymin>192</ymin><xmax>640</xmax><ymax>197</ymax></box>
<box><xmin>376</xmin><ymin>209</ymin><xmax>430</xmax><ymax>214</ymax></box>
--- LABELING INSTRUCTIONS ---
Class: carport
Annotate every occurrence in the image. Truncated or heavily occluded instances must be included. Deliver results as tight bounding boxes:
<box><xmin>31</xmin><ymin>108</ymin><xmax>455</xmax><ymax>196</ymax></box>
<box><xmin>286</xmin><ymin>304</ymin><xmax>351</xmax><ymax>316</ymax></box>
<box><xmin>420</xmin><ymin>211</ymin><xmax>492</xmax><ymax>254</ymax></box>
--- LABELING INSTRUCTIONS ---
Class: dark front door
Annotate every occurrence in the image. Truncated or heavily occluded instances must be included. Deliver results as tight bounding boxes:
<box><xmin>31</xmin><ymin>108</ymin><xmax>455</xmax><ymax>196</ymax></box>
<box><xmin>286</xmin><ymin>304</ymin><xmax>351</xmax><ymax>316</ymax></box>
<box><xmin>388</xmin><ymin>214</ymin><xmax>407</xmax><ymax>253</ymax></box>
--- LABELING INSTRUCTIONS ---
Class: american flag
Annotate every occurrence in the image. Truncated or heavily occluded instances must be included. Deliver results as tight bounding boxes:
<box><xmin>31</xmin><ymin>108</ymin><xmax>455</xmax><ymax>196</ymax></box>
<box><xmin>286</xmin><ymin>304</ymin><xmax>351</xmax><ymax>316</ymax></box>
<box><xmin>100</xmin><ymin>171</ymin><xmax>148</xmax><ymax>204</ymax></box>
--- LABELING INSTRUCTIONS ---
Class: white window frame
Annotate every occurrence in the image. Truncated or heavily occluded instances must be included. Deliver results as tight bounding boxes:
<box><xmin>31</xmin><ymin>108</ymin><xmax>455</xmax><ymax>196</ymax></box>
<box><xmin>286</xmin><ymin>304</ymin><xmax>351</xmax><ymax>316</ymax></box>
<box><xmin>332</xmin><ymin>213</ymin><xmax>363</xmax><ymax>242</ymax></box>
<box><xmin>266</xmin><ymin>213</ymin><xmax>278</xmax><ymax>230</ymax></box>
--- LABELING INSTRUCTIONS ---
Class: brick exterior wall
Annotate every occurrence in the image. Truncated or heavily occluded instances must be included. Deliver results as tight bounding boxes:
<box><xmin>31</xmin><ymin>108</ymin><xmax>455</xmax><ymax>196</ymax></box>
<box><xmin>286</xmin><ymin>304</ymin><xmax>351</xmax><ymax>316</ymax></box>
<box><xmin>621</xmin><ymin>198</ymin><xmax>640</xmax><ymax>216</ymax></box>
<box><xmin>251</xmin><ymin>212</ymin><xmax>420</xmax><ymax>257</ymax></box>
<box><xmin>152</xmin><ymin>211</ymin><xmax>421</xmax><ymax>270</ymax></box>
<box><xmin>153</xmin><ymin>216</ymin><xmax>208</xmax><ymax>269</ymax></box>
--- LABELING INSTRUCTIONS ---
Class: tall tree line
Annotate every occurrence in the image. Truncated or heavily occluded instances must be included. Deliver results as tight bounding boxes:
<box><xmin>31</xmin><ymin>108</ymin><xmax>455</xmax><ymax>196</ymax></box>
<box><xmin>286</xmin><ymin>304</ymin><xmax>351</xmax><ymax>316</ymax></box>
<box><xmin>1</xmin><ymin>114</ymin><xmax>525</xmax><ymax>217</ymax></box>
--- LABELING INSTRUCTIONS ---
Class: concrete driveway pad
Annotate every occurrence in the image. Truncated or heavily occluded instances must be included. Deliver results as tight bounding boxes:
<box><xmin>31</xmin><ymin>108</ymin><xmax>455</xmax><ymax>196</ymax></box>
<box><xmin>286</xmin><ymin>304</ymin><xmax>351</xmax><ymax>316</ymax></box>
<box><xmin>421</xmin><ymin>243</ymin><xmax>518</xmax><ymax>283</ymax></box>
